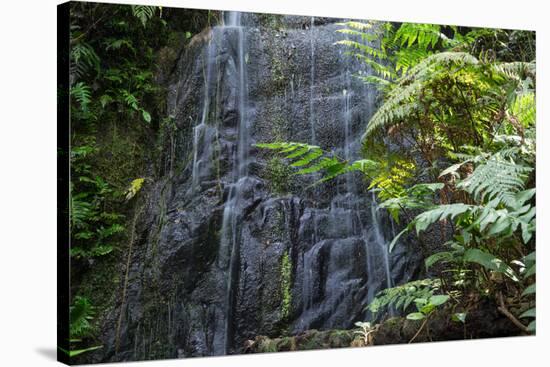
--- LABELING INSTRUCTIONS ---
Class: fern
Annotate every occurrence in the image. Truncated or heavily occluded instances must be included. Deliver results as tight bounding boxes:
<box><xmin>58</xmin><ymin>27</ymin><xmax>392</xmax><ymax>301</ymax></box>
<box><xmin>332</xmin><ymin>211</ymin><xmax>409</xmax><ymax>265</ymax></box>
<box><xmin>510</xmin><ymin>92</ymin><xmax>535</xmax><ymax>127</ymax></box>
<box><xmin>71</xmin><ymin>82</ymin><xmax>92</xmax><ymax>112</ymax></box>
<box><xmin>70</xmin><ymin>192</ymin><xmax>94</xmax><ymax>229</ymax></box>
<box><xmin>70</xmin><ymin>42</ymin><xmax>100</xmax><ymax>81</ymax></box>
<box><xmin>255</xmin><ymin>142</ymin><xmax>343</xmax><ymax>180</ymax></box>
<box><xmin>125</xmin><ymin>177</ymin><xmax>145</xmax><ymax>200</ymax></box>
<box><xmin>131</xmin><ymin>5</ymin><xmax>157</xmax><ymax>27</ymax></box>
<box><xmin>70</xmin><ymin>296</ymin><xmax>95</xmax><ymax>338</ymax></box>
<box><xmin>367</xmin><ymin>278</ymin><xmax>442</xmax><ymax>315</ymax></box>
<box><xmin>457</xmin><ymin>156</ymin><xmax>532</xmax><ymax>207</ymax></box>
<box><xmin>394</xmin><ymin>23</ymin><xmax>443</xmax><ymax>49</ymax></box>
<box><xmin>363</xmin><ymin>52</ymin><xmax>479</xmax><ymax>138</ymax></box>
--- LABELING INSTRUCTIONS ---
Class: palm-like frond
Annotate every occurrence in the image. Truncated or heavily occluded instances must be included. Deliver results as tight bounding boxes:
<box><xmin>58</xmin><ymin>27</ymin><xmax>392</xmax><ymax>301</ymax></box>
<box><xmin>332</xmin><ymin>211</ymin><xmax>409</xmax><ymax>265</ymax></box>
<box><xmin>71</xmin><ymin>82</ymin><xmax>92</xmax><ymax>112</ymax></box>
<box><xmin>131</xmin><ymin>5</ymin><xmax>157</xmax><ymax>27</ymax></box>
<box><xmin>363</xmin><ymin>52</ymin><xmax>479</xmax><ymax>138</ymax></box>
<box><xmin>458</xmin><ymin>156</ymin><xmax>532</xmax><ymax>207</ymax></box>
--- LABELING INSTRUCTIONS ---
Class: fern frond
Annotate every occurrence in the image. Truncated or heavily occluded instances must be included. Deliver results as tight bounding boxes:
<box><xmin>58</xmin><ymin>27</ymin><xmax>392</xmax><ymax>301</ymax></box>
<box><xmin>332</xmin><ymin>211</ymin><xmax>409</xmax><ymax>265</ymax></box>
<box><xmin>458</xmin><ymin>156</ymin><xmax>532</xmax><ymax>207</ymax></box>
<box><xmin>493</xmin><ymin>61</ymin><xmax>536</xmax><ymax>83</ymax></box>
<box><xmin>70</xmin><ymin>42</ymin><xmax>100</xmax><ymax>81</ymax></box>
<box><xmin>363</xmin><ymin>52</ymin><xmax>479</xmax><ymax>138</ymax></box>
<box><xmin>335</xmin><ymin>21</ymin><xmax>373</xmax><ymax>32</ymax></box>
<box><xmin>394</xmin><ymin>23</ymin><xmax>444</xmax><ymax>49</ymax></box>
<box><xmin>70</xmin><ymin>296</ymin><xmax>95</xmax><ymax>338</ymax></box>
<box><xmin>345</xmin><ymin>52</ymin><xmax>396</xmax><ymax>79</ymax></box>
<box><xmin>367</xmin><ymin>278</ymin><xmax>442</xmax><ymax>315</ymax></box>
<box><xmin>509</xmin><ymin>92</ymin><xmax>535</xmax><ymax>127</ymax></box>
<box><xmin>131</xmin><ymin>5</ymin><xmax>157</xmax><ymax>27</ymax></box>
<box><xmin>71</xmin><ymin>82</ymin><xmax>92</xmax><ymax>112</ymax></box>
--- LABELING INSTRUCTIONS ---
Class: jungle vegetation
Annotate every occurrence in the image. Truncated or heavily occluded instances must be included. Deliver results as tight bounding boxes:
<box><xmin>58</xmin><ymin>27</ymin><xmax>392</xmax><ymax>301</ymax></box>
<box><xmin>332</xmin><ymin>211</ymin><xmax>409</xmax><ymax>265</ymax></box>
<box><xmin>65</xmin><ymin>3</ymin><xmax>536</xmax><ymax>357</ymax></box>
<box><xmin>66</xmin><ymin>3</ymin><xmax>218</xmax><ymax>357</ymax></box>
<box><xmin>258</xmin><ymin>21</ymin><xmax>536</xmax><ymax>338</ymax></box>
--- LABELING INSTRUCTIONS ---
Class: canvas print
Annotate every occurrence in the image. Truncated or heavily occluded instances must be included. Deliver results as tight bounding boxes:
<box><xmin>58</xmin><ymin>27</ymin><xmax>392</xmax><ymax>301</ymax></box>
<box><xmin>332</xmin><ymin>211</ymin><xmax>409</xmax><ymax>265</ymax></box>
<box><xmin>57</xmin><ymin>1</ymin><xmax>536</xmax><ymax>364</ymax></box>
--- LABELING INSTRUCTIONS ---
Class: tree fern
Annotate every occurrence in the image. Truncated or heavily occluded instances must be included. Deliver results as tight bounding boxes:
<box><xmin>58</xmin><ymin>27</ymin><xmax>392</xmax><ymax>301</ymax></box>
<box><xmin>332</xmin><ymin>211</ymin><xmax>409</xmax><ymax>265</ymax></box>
<box><xmin>457</xmin><ymin>156</ymin><xmax>532</xmax><ymax>207</ymax></box>
<box><xmin>394</xmin><ymin>23</ymin><xmax>443</xmax><ymax>49</ymax></box>
<box><xmin>363</xmin><ymin>52</ymin><xmax>481</xmax><ymax>138</ymax></box>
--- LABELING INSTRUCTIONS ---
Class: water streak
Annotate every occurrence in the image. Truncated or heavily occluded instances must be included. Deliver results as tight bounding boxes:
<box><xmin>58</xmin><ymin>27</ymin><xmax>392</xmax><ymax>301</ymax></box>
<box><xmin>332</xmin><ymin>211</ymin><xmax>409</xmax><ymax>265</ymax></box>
<box><xmin>218</xmin><ymin>10</ymin><xmax>250</xmax><ymax>355</ymax></box>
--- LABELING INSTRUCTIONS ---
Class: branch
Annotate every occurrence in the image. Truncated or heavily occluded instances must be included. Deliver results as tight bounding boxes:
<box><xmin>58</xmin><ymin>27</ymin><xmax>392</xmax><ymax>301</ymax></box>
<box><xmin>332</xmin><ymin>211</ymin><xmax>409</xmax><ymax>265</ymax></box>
<box><xmin>408</xmin><ymin>315</ymin><xmax>430</xmax><ymax>343</ymax></box>
<box><xmin>497</xmin><ymin>291</ymin><xmax>528</xmax><ymax>333</ymax></box>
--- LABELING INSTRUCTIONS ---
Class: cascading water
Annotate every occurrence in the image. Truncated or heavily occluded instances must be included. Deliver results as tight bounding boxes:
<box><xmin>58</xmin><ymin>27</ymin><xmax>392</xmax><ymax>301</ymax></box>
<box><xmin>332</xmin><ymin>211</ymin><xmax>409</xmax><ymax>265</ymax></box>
<box><xmin>217</xmin><ymin>11</ymin><xmax>251</xmax><ymax>354</ymax></box>
<box><xmin>294</xmin><ymin>19</ymin><xmax>397</xmax><ymax>332</ymax></box>
<box><xmin>365</xmin><ymin>191</ymin><xmax>394</xmax><ymax>305</ymax></box>
<box><xmin>106</xmin><ymin>13</ymin><xmax>421</xmax><ymax>362</ymax></box>
<box><xmin>309</xmin><ymin>16</ymin><xmax>316</xmax><ymax>144</ymax></box>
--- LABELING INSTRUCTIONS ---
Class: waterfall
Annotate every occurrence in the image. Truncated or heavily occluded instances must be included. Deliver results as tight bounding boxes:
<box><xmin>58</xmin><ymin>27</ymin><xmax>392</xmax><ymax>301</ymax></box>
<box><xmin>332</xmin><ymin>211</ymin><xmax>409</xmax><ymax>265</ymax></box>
<box><xmin>366</xmin><ymin>191</ymin><xmax>393</xmax><ymax>305</ymax></box>
<box><xmin>109</xmin><ymin>13</ymin><xmax>423</xmax><ymax>361</ymax></box>
<box><xmin>309</xmin><ymin>16</ymin><xmax>316</xmax><ymax>144</ymax></box>
<box><xmin>295</xmin><ymin>19</ymin><xmax>398</xmax><ymax>332</ymax></box>
<box><xmin>190</xmin><ymin>25</ymin><xmax>218</xmax><ymax>195</ymax></box>
<box><xmin>218</xmin><ymin>10</ymin><xmax>250</xmax><ymax>355</ymax></box>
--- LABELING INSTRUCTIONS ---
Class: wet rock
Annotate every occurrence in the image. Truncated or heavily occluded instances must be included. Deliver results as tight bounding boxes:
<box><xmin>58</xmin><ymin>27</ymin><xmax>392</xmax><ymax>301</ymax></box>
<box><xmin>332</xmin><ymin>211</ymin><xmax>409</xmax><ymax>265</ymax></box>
<box><xmin>94</xmin><ymin>12</ymin><xmax>422</xmax><ymax>363</ymax></box>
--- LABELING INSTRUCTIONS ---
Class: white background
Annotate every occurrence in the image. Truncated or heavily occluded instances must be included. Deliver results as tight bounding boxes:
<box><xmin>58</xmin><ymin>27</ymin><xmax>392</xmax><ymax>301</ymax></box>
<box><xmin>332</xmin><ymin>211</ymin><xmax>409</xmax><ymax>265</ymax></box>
<box><xmin>0</xmin><ymin>0</ymin><xmax>548</xmax><ymax>366</ymax></box>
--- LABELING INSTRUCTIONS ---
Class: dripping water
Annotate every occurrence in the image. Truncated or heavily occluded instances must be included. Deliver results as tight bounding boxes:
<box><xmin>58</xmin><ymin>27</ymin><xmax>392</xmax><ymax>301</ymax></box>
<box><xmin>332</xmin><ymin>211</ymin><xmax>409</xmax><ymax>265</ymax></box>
<box><xmin>218</xmin><ymin>10</ymin><xmax>250</xmax><ymax>355</ymax></box>
<box><xmin>190</xmin><ymin>26</ymin><xmax>218</xmax><ymax>195</ymax></box>
<box><xmin>309</xmin><ymin>16</ymin><xmax>316</xmax><ymax>144</ymax></box>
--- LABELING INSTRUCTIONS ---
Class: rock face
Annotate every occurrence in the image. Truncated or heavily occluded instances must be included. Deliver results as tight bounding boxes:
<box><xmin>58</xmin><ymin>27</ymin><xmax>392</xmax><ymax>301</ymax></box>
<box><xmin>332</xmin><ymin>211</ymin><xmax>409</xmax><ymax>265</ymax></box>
<box><xmin>96</xmin><ymin>12</ymin><xmax>422</xmax><ymax>363</ymax></box>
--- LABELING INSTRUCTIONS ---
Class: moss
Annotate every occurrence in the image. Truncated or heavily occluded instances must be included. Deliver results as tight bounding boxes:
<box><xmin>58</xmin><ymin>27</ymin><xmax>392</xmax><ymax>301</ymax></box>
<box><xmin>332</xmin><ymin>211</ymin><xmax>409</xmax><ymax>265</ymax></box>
<box><xmin>280</xmin><ymin>251</ymin><xmax>292</xmax><ymax>320</ymax></box>
<box><xmin>265</xmin><ymin>157</ymin><xmax>293</xmax><ymax>195</ymax></box>
<box><xmin>327</xmin><ymin>330</ymin><xmax>354</xmax><ymax>347</ymax></box>
<box><xmin>270</xmin><ymin>56</ymin><xmax>287</xmax><ymax>92</ymax></box>
<box><xmin>257</xmin><ymin>14</ymin><xmax>284</xmax><ymax>29</ymax></box>
<box><xmin>257</xmin><ymin>337</ymin><xmax>278</xmax><ymax>353</ymax></box>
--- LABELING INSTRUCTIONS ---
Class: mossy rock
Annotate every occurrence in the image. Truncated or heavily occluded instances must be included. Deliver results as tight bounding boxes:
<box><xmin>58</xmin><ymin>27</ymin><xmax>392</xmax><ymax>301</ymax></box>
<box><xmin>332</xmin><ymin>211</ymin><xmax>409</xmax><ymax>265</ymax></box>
<box><xmin>246</xmin><ymin>329</ymin><xmax>355</xmax><ymax>353</ymax></box>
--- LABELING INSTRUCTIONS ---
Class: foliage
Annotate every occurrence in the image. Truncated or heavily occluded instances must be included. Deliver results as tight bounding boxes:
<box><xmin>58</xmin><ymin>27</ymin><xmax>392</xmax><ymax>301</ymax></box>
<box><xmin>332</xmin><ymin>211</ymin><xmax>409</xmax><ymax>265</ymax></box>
<box><xmin>265</xmin><ymin>157</ymin><xmax>293</xmax><ymax>195</ymax></box>
<box><xmin>70</xmin><ymin>296</ymin><xmax>96</xmax><ymax>338</ymax></box>
<box><xmin>69</xmin><ymin>2</ymin><xmax>170</xmax><ymax>266</ymax></box>
<box><xmin>353</xmin><ymin>321</ymin><xmax>376</xmax><ymax>345</ymax></box>
<box><xmin>131</xmin><ymin>5</ymin><xmax>159</xmax><ymax>27</ymax></box>
<box><xmin>280</xmin><ymin>251</ymin><xmax>292</xmax><ymax>320</ymax></box>
<box><xmin>255</xmin><ymin>142</ymin><xmax>414</xmax><ymax>203</ymax></box>
<box><xmin>367</xmin><ymin>278</ymin><xmax>444</xmax><ymax>316</ymax></box>
<box><xmin>386</xmin><ymin>133</ymin><xmax>535</xmax><ymax>330</ymax></box>
<box><xmin>62</xmin><ymin>296</ymin><xmax>103</xmax><ymax>358</ymax></box>
<box><xmin>520</xmin><ymin>251</ymin><xmax>536</xmax><ymax>332</ymax></box>
<box><xmin>406</xmin><ymin>294</ymin><xmax>450</xmax><ymax>321</ymax></box>
<box><xmin>125</xmin><ymin>178</ymin><xmax>146</xmax><ymax>201</ymax></box>
<box><xmin>259</xmin><ymin>21</ymin><xmax>536</xmax><ymax>337</ymax></box>
<box><xmin>70</xmin><ymin>147</ymin><xmax>125</xmax><ymax>259</ymax></box>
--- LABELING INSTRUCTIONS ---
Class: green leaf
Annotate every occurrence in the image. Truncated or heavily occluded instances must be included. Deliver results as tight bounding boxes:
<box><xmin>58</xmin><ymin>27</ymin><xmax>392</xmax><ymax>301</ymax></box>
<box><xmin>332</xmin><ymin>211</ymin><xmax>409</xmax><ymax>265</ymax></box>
<box><xmin>142</xmin><ymin>110</ymin><xmax>151</xmax><ymax>123</ymax></box>
<box><xmin>406</xmin><ymin>312</ymin><xmax>425</xmax><ymax>320</ymax></box>
<box><xmin>425</xmin><ymin>251</ymin><xmax>454</xmax><ymax>269</ymax></box>
<box><xmin>290</xmin><ymin>149</ymin><xmax>323</xmax><ymax>167</ymax></box>
<box><xmin>452</xmin><ymin>312</ymin><xmax>467</xmax><ymax>323</ymax></box>
<box><xmin>522</xmin><ymin>283</ymin><xmax>536</xmax><ymax>297</ymax></box>
<box><xmin>389</xmin><ymin>227</ymin><xmax>408</xmax><ymax>252</ymax></box>
<box><xmin>520</xmin><ymin>307</ymin><xmax>536</xmax><ymax>319</ymax></box>
<box><xmin>420</xmin><ymin>303</ymin><xmax>436</xmax><ymax>314</ymax></box>
<box><xmin>524</xmin><ymin>264</ymin><xmax>536</xmax><ymax>278</ymax></box>
<box><xmin>429</xmin><ymin>295</ymin><xmax>449</xmax><ymax>306</ymax></box>
<box><xmin>524</xmin><ymin>251</ymin><xmax>536</xmax><ymax>263</ymax></box>
<box><xmin>59</xmin><ymin>345</ymin><xmax>103</xmax><ymax>357</ymax></box>
<box><xmin>527</xmin><ymin>320</ymin><xmax>536</xmax><ymax>332</ymax></box>
<box><xmin>463</xmin><ymin>249</ymin><xmax>519</xmax><ymax>282</ymax></box>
